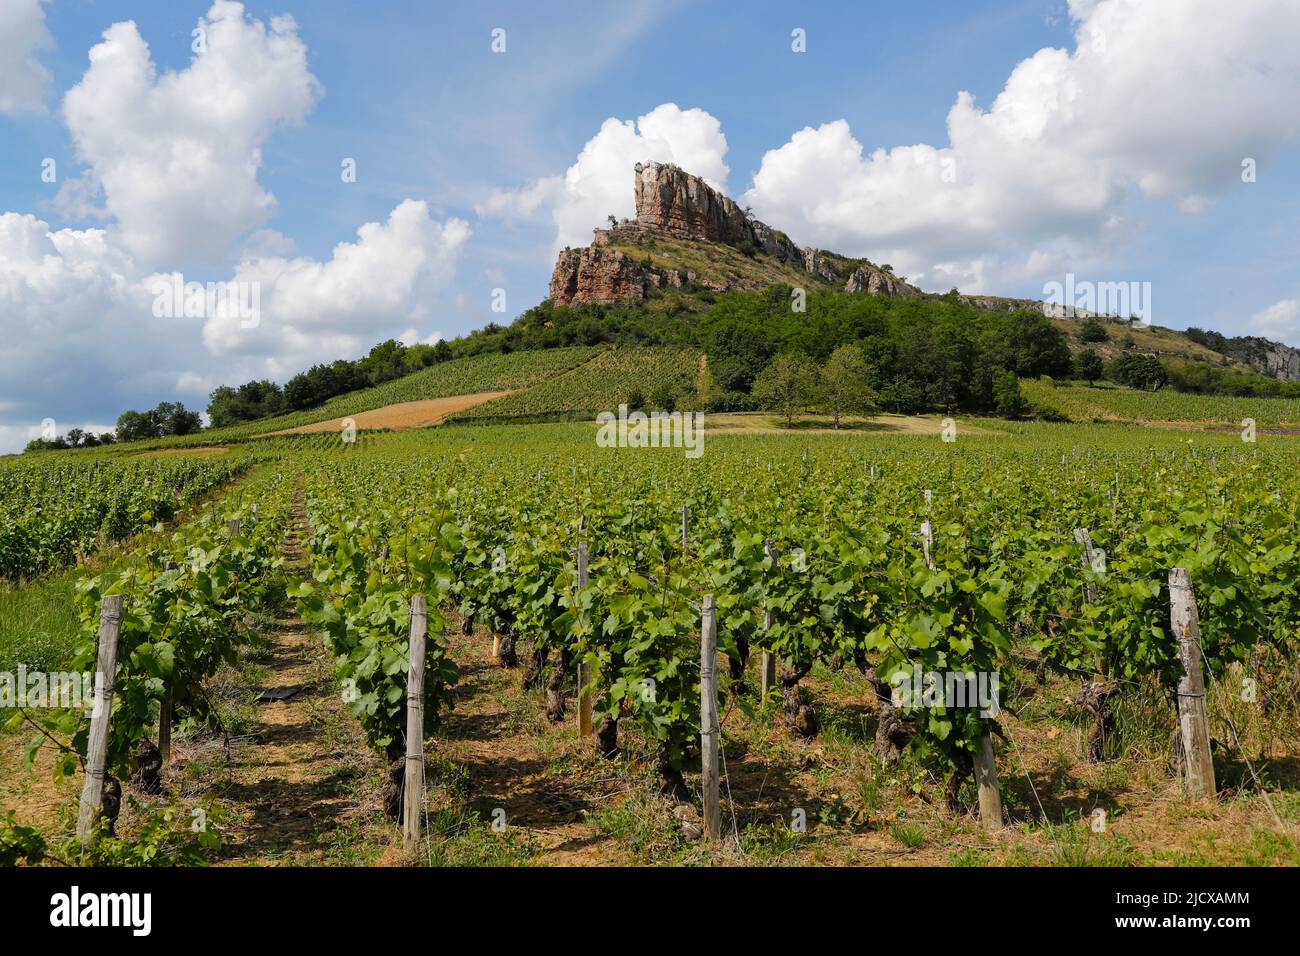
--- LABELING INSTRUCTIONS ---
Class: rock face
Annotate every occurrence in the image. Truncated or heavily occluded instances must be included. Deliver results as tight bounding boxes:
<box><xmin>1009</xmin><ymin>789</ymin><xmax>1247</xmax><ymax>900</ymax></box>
<box><xmin>550</xmin><ymin>247</ymin><xmax>648</xmax><ymax>308</ymax></box>
<box><xmin>804</xmin><ymin>248</ymin><xmax>839</xmax><ymax>283</ymax></box>
<box><xmin>844</xmin><ymin>266</ymin><xmax>918</xmax><ymax>297</ymax></box>
<box><xmin>548</xmin><ymin>160</ymin><xmax>920</xmax><ymax>305</ymax></box>
<box><xmin>634</xmin><ymin>161</ymin><xmax>804</xmax><ymax>264</ymax></box>
<box><xmin>1227</xmin><ymin>336</ymin><xmax>1300</xmax><ymax>381</ymax></box>
<box><xmin>550</xmin><ymin>240</ymin><xmax>696</xmax><ymax>308</ymax></box>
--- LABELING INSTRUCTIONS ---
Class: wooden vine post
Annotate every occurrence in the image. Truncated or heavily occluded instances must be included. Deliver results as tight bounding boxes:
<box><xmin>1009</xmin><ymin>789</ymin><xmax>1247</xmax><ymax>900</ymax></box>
<box><xmin>681</xmin><ymin>506</ymin><xmax>689</xmax><ymax>550</ymax></box>
<box><xmin>576</xmin><ymin>542</ymin><xmax>594</xmax><ymax>736</ymax></box>
<box><xmin>760</xmin><ymin>539</ymin><xmax>776</xmax><ymax>698</ymax></box>
<box><xmin>1168</xmin><ymin>568</ymin><xmax>1217</xmax><ymax>798</ymax></box>
<box><xmin>974</xmin><ymin>733</ymin><xmax>1003</xmax><ymax>833</ymax></box>
<box><xmin>159</xmin><ymin>561</ymin><xmax>178</xmax><ymax>766</ymax></box>
<box><xmin>77</xmin><ymin>595</ymin><xmax>124</xmax><ymax>842</ymax></box>
<box><xmin>699</xmin><ymin>594</ymin><xmax>720</xmax><ymax>843</ymax></box>
<box><xmin>402</xmin><ymin>594</ymin><xmax>428</xmax><ymax>853</ymax></box>
<box><xmin>920</xmin><ymin>521</ymin><xmax>935</xmax><ymax>570</ymax></box>
<box><xmin>228</xmin><ymin>519</ymin><xmax>241</xmax><ymax>536</ymax></box>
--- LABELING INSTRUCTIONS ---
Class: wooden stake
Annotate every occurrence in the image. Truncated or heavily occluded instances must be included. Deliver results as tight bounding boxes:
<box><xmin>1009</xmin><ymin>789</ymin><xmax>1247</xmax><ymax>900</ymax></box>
<box><xmin>760</xmin><ymin>539</ymin><xmax>776</xmax><ymax>698</ymax></box>
<box><xmin>974</xmin><ymin>731</ymin><xmax>1002</xmax><ymax>833</ymax></box>
<box><xmin>403</xmin><ymin>595</ymin><xmax>428</xmax><ymax>853</ymax></box>
<box><xmin>700</xmin><ymin>594</ymin><xmax>720</xmax><ymax>843</ymax></box>
<box><xmin>160</xmin><ymin>561</ymin><xmax>178</xmax><ymax>767</ymax></box>
<box><xmin>681</xmin><ymin>506</ymin><xmax>689</xmax><ymax>549</ymax></box>
<box><xmin>228</xmin><ymin>519</ymin><xmax>241</xmax><ymax>536</ymax></box>
<box><xmin>1168</xmin><ymin>568</ymin><xmax>1217</xmax><ymax>799</ymax></box>
<box><xmin>920</xmin><ymin>521</ymin><xmax>935</xmax><ymax>570</ymax></box>
<box><xmin>77</xmin><ymin>595</ymin><xmax>124</xmax><ymax>842</ymax></box>
<box><xmin>158</xmin><ymin>690</ymin><xmax>172</xmax><ymax>767</ymax></box>
<box><xmin>576</xmin><ymin>542</ymin><xmax>593</xmax><ymax>736</ymax></box>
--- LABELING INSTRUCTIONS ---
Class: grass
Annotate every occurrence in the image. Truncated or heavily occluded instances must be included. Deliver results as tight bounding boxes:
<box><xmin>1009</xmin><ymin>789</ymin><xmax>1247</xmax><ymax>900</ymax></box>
<box><xmin>0</xmin><ymin>571</ymin><xmax>83</xmax><ymax>679</ymax></box>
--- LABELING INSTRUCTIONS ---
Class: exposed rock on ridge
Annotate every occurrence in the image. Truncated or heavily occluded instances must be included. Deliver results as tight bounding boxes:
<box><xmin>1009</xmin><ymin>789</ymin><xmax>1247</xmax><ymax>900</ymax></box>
<box><xmin>549</xmin><ymin>161</ymin><xmax>920</xmax><ymax>306</ymax></box>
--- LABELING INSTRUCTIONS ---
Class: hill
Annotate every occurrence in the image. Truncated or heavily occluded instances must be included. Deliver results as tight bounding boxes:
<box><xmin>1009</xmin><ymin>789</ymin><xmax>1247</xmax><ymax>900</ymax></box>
<box><xmin>135</xmin><ymin>347</ymin><xmax>601</xmax><ymax>448</ymax></box>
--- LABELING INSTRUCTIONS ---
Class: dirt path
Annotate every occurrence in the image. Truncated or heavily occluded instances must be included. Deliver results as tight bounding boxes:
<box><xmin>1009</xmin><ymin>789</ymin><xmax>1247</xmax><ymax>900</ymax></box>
<box><xmin>435</xmin><ymin>634</ymin><xmax>634</xmax><ymax>865</ymax></box>
<box><xmin>209</xmin><ymin>490</ymin><xmax>379</xmax><ymax>865</ymax></box>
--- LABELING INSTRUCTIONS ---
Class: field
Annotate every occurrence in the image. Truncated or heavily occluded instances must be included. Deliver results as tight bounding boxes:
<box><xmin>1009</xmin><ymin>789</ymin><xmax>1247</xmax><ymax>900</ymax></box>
<box><xmin>449</xmin><ymin>346</ymin><xmax>702</xmax><ymax>421</ymax></box>
<box><xmin>1024</xmin><ymin>379</ymin><xmax>1300</xmax><ymax>428</ymax></box>
<box><xmin>136</xmin><ymin>347</ymin><xmax>602</xmax><ymax>448</ymax></box>
<box><xmin>2</xmin><ymin>412</ymin><xmax>1298</xmax><ymax>868</ymax></box>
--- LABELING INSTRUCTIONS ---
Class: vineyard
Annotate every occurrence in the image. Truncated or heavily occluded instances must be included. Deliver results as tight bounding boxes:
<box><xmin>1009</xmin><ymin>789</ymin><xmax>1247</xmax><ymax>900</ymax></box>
<box><xmin>1024</xmin><ymin>379</ymin><xmax>1300</xmax><ymax>429</ymax></box>
<box><xmin>2</xmin><ymin>420</ymin><xmax>1298</xmax><ymax>866</ymax></box>
<box><xmin>135</xmin><ymin>347</ymin><xmax>602</xmax><ymax>449</ymax></box>
<box><xmin>448</xmin><ymin>347</ymin><xmax>702</xmax><ymax>422</ymax></box>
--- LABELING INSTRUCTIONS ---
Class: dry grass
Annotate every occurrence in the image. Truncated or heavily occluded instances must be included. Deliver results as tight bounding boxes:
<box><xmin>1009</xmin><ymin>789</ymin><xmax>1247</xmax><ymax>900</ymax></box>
<box><xmin>262</xmin><ymin>391</ymin><xmax>514</xmax><ymax>435</ymax></box>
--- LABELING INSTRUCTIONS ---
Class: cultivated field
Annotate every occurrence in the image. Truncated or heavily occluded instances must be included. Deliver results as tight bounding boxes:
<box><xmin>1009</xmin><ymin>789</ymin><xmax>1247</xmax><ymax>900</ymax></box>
<box><xmin>2</xmin><ymin>415</ymin><xmax>1297</xmax><ymax>866</ymax></box>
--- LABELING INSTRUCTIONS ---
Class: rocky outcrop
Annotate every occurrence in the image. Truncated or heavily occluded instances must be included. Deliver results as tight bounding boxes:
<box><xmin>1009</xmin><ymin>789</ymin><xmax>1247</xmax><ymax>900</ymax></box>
<box><xmin>1226</xmin><ymin>336</ymin><xmax>1300</xmax><ymax>381</ymax></box>
<box><xmin>634</xmin><ymin>162</ymin><xmax>803</xmax><ymax>265</ymax></box>
<box><xmin>549</xmin><ymin>238</ymin><xmax>696</xmax><ymax>307</ymax></box>
<box><xmin>550</xmin><ymin>161</ymin><xmax>919</xmax><ymax>306</ymax></box>
<box><xmin>550</xmin><ymin>247</ymin><xmax>649</xmax><ymax>308</ymax></box>
<box><xmin>804</xmin><ymin>248</ymin><xmax>839</xmax><ymax>283</ymax></box>
<box><xmin>634</xmin><ymin>161</ymin><xmax>749</xmax><ymax>244</ymax></box>
<box><xmin>844</xmin><ymin>266</ymin><xmax>919</xmax><ymax>297</ymax></box>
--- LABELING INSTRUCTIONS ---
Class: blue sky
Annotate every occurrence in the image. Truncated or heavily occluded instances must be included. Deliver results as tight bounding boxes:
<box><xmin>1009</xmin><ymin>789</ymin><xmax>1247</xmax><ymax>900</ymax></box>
<box><xmin>1</xmin><ymin>0</ymin><xmax>1298</xmax><ymax>451</ymax></box>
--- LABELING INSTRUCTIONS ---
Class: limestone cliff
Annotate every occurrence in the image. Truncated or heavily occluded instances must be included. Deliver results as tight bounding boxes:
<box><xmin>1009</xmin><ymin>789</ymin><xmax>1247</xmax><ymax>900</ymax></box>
<box><xmin>549</xmin><ymin>161</ymin><xmax>921</xmax><ymax>306</ymax></box>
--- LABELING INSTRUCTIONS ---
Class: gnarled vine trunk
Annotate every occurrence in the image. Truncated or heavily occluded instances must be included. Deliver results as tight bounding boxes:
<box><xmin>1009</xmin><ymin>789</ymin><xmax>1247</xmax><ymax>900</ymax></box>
<box><xmin>1075</xmin><ymin>680</ymin><xmax>1118</xmax><ymax>762</ymax></box>
<box><xmin>545</xmin><ymin>647</ymin><xmax>572</xmax><ymax>722</ymax></box>
<box><xmin>780</xmin><ymin>663</ymin><xmax>817</xmax><ymax>737</ymax></box>
<box><xmin>596</xmin><ymin>714</ymin><xmax>618</xmax><ymax>758</ymax></box>
<box><xmin>130</xmin><ymin>738</ymin><xmax>164</xmax><ymax>795</ymax></box>
<box><xmin>867</xmin><ymin>673</ymin><xmax>912</xmax><ymax>762</ymax></box>
<box><xmin>496</xmin><ymin>629</ymin><xmax>518</xmax><ymax>667</ymax></box>
<box><xmin>523</xmin><ymin>642</ymin><xmax>548</xmax><ymax>690</ymax></box>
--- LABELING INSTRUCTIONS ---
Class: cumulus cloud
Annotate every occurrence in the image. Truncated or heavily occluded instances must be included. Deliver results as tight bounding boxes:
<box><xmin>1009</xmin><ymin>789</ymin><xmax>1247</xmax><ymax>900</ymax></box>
<box><xmin>0</xmin><ymin>0</ymin><xmax>53</xmax><ymax>113</ymax></box>
<box><xmin>62</xmin><ymin>0</ymin><xmax>322</xmax><ymax>268</ymax></box>
<box><xmin>1249</xmin><ymin>299</ymin><xmax>1300</xmax><ymax>343</ymax></box>
<box><xmin>201</xmin><ymin>201</ymin><xmax>470</xmax><ymax>370</ymax></box>
<box><xmin>480</xmin><ymin>103</ymin><xmax>729</xmax><ymax>250</ymax></box>
<box><xmin>0</xmin><ymin>4</ymin><xmax>470</xmax><ymax>452</ymax></box>
<box><xmin>743</xmin><ymin>0</ymin><xmax>1300</xmax><ymax>291</ymax></box>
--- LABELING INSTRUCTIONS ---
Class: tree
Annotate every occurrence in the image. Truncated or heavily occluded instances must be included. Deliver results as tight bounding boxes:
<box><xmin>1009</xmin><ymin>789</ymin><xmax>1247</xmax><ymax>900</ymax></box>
<box><xmin>1080</xmin><ymin>318</ymin><xmax>1109</xmax><ymax>343</ymax></box>
<box><xmin>1110</xmin><ymin>353</ymin><xmax>1168</xmax><ymax>391</ymax></box>
<box><xmin>752</xmin><ymin>352</ymin><xmax>820</xmax><ymax>427</ymax></box>
<box><xmin>115</xmin><ymin>409</ymin><xmax>156</xmax><ymax>442</ymax></box>
<box><xmin>992</xmin><ymin>369</ymin><xmax>1028</xmax><ymax>418</ymax></box>
<box><xmin>1075</xmin><ymin>348</ymin><xmax>1104</xmax><ymax>385</ymax></box>
<box><xmin>820</xmin><ymin>344</ymin><xmax>876</xmax><ymax>427</ymax></box>
<box><xmin>650</xmin><ymin>381</ymin><xmax>676</xmax><ymax>412</ymax></box>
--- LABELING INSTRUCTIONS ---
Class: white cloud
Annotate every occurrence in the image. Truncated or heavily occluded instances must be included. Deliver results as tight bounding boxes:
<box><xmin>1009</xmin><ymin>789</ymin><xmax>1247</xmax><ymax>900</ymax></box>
<box><xmin>743</xmin><ymin>0</ymin><xmax>1300</xmax><ymax>291</ymax></box>
<box><xmin>0</xmin><ymin>0</ymin><xmax>53</xmax><ymax>113</ymax></box>
<box><xmin>61</xmin><ymin>1</ymin><xmax>322</xmax><ymax>268</ymax></box>
<box><xmin>0</xmin><ymin>5</ymin><xmax>473</xmax><ymax>453</ymax></box>
<box><xmin>481</xmin><ymin>103</ymin><xmax>729</xmax><ymax>250</ymax></box>
<box><xmin>202</xmin><ymin>200</ymin><xmax>470</xmax><ymax>369</ymax></box>
<box><xmin>1249</xmin><ymin>299</ymin><xmax>1300</xmax><ymax>342</ymax></box>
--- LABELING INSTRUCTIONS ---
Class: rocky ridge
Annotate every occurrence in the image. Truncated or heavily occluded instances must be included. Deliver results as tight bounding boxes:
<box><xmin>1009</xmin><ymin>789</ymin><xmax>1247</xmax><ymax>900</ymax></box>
<box><xmin>549</xmin><ymin>161</ymin><xmax>919</xmax><ymax>307</ymax></box>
